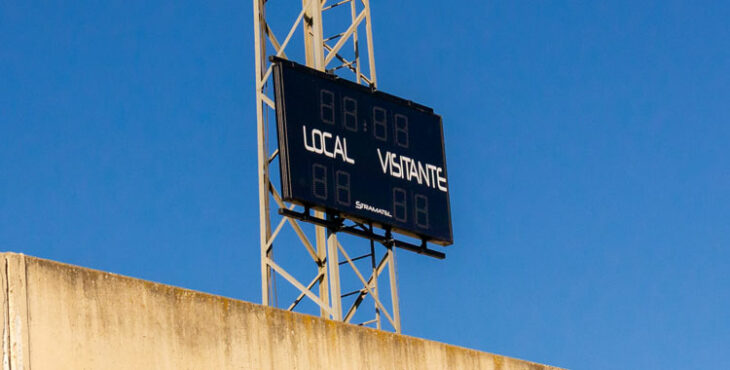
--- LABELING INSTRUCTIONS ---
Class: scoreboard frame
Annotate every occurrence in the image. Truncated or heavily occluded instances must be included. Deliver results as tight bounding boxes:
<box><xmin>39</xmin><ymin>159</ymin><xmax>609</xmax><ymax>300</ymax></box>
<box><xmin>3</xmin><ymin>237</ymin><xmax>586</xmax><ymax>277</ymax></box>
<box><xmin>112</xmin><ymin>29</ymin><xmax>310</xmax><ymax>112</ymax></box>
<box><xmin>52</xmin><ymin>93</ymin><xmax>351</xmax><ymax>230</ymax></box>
<box><xmin>272</xmin><ymin>57</ymin><xmax>453</xmax><ymax>247</ymax></box>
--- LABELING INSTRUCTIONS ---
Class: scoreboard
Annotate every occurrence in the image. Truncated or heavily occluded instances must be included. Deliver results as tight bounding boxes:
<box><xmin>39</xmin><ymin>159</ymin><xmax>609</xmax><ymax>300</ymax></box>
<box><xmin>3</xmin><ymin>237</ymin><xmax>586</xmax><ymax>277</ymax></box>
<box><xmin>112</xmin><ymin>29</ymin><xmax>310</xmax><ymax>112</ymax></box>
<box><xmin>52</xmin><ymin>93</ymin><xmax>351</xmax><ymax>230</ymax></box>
<box><xmin>272</xmin><ymin>58</ymin><xmax>453</xmax><ymax>246</ymax></box>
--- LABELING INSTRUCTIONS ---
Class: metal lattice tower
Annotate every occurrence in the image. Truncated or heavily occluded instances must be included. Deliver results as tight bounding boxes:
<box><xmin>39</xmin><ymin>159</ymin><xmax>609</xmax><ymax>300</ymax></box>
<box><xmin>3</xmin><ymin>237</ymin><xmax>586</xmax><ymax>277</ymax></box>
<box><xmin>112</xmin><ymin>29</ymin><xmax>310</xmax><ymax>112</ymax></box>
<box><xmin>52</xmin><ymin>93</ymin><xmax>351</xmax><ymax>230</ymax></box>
<box><xmin>253</xmin><ymin>0</ymin><xmax>401</xmax><ymax>332</ymax></box>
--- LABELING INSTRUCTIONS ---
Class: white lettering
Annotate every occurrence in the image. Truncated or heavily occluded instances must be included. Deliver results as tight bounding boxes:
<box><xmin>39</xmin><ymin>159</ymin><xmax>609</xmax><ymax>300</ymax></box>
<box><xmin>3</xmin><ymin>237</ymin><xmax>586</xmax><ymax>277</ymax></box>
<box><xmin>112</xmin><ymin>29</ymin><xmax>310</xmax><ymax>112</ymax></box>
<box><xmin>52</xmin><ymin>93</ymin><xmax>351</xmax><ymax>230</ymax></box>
<box><xmin>408</xmin><ymin>157</ymin><xmax>420</xmax><ymax>184</ymax></box>
<box><xmin>333</xmin><ymin>136</ymin><xmax>344</xmax><ymax>159</ymax></box>
<box><xmin>418</xmin><ymin>161</ymin><xmax>429</xmax><ymax>187</ymax></box>
<box><xmin>375</xmin><ymin>148</ymin><xmax>448</xmax><ymax>193</ymax></box>
<box><xmin>390</xmin><ymin>152</ymin><xmax>402</xmax><ymax>178</ymax></box>
<box><xmin>303</xmin><ymin>126</ymin><xmax>315</xmax><ymax>152</ymax></box>
<box><xmin>402</xmin><ymin>157</ymin><xmax>412</xmax><ymax>181</ymax></box>
<box><xmin>302</xmin><ymin>125</ymin><xmax>355</xmax><ymax>164</ymax></box>
<box><xmin>322</xmin><ymin>131</ymin><xmax>333</xmax><ymax>157</ymax></box>
<box><xmin>377</xmin><ymin>148</ymin><xmax>389</xmax><ymax>173</ymax></box>
<box><xmin>311</xmin><ymin>128</ymin><xmax>324</xmax><ymax>154</ymax></box>
<box><xmin>355</xmin><ymin>200</ymin><xmax>392</xmax><ymax>218</ymax></box>
<box><xmin>437</xmin><ymin>167</ymin><xmax>447</xmax><ymax>192</ymax></box>
<box><xmin>342</xmin><ymin>138</ymin><xmax>355</xmax><ymax>164</ymax></box>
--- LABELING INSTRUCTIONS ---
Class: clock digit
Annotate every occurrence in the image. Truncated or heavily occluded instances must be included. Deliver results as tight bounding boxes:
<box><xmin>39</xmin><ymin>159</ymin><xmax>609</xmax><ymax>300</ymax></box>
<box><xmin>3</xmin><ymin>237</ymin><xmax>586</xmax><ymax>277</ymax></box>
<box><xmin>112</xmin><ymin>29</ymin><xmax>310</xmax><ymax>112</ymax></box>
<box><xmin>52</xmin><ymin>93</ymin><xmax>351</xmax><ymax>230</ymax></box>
<box><xmin>320</xmin><ymin>89</ymin><xmax>335</xmax><ymax>124</ymax></box>
<box><xmin>395</xmin><ymin>113</ymin><xmax>409</xmax><ymax>148</ymax></box>
<box><xmin>373</xmin><ymin>106</ymin><xmax>387</xmax><ymax>141</ymax></box>
<box><xmin>343</xmin><ymin>96</ymin><xmax>357</xmax><ymax>131</ymax></box>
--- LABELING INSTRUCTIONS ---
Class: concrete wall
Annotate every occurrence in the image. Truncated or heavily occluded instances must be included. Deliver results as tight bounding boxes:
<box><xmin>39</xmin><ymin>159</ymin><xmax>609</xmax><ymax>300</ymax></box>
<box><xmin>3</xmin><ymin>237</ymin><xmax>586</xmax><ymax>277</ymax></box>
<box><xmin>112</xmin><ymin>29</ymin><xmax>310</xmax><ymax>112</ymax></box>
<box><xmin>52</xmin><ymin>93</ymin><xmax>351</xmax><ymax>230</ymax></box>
<box><xmin>0</xmin><ymin>253</ymin><xmax>561</xmax><ymax>369</ymax></box>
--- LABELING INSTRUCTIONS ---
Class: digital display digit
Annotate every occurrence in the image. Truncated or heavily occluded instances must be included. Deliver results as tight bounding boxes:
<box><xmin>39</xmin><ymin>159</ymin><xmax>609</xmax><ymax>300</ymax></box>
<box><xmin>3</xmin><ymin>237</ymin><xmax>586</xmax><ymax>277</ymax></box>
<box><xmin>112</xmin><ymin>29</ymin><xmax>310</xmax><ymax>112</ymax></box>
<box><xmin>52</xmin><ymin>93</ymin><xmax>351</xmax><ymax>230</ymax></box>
<box><xmin>273</xmin><ymin>58</ymin><xmax>453</xmax><ymax>245</ymax></box>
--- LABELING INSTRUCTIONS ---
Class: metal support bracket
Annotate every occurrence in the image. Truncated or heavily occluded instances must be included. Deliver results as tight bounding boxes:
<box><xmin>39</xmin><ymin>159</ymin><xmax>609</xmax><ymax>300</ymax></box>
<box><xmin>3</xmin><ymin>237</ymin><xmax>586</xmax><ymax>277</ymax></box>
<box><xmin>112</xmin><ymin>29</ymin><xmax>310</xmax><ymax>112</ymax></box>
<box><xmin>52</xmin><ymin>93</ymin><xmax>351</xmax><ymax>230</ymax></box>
<box><xmin>279</xmin><ymin>208</ymin><xmax>446</xmax><ymax>259</ymax></box>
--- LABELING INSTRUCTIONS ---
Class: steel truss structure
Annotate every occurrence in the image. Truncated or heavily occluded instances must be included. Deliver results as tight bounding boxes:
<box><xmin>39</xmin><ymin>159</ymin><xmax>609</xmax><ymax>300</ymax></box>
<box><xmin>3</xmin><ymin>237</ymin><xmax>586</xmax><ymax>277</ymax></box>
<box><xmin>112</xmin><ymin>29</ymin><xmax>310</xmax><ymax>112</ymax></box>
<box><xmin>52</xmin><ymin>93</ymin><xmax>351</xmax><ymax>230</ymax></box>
<box><xmin>253</xmin><ymin>0</ymin><xmax>404</xmax><ymax>332</ymax></box>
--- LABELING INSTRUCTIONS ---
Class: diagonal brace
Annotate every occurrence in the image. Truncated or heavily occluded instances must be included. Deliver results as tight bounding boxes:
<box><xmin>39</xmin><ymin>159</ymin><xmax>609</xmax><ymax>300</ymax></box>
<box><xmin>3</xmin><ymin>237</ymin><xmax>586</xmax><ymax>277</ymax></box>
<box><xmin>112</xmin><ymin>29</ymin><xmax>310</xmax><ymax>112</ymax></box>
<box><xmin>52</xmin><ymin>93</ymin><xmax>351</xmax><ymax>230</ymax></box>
<box><xmin>324</xmin><ymin>10</ymin><xmax>366</xmax><ymax>66</ymax></box>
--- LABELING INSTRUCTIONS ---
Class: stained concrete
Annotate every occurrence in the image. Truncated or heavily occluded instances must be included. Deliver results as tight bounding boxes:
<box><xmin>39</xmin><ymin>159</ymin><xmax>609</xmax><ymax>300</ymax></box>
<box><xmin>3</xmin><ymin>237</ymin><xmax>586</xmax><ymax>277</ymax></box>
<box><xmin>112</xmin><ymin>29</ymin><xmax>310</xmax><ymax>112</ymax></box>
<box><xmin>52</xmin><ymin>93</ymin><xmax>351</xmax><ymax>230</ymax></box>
<box><xmin>1</xmin><ymin>253</ymin><xmax>562</xmax><ymax>369</ymax></box>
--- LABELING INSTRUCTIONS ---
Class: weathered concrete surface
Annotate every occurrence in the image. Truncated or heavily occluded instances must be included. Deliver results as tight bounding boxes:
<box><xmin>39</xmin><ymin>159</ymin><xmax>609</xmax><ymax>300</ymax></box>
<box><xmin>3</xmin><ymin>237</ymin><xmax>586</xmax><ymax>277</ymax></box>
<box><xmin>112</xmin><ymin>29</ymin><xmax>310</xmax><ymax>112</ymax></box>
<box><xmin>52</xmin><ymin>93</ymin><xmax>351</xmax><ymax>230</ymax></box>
<box><xmin>1</xmin><ymin>253</ymin><xmax>562</xmax><ymax>369</ymax></box>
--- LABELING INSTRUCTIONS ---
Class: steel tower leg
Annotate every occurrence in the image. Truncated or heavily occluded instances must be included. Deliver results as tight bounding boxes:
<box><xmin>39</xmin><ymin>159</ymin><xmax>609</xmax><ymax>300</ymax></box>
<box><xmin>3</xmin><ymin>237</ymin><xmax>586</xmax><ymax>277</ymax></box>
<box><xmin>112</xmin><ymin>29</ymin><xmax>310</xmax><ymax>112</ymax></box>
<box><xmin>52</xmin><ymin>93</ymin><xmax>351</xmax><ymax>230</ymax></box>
<box><xmin>253</xmin><ymin>0</ymin><xmax>271</xmax><ymax>307</ymax></box>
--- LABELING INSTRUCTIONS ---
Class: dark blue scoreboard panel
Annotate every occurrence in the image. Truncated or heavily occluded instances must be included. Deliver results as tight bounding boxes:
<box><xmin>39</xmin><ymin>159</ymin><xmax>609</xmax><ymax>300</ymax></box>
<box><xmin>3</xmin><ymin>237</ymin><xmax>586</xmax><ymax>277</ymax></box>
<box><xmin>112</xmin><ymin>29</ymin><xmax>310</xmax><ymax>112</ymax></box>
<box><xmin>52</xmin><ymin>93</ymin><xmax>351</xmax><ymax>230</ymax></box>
<box><xmin>273</xmin><ymin>59</ymin><xmax>453</xmax><ymax>245</ymax></box>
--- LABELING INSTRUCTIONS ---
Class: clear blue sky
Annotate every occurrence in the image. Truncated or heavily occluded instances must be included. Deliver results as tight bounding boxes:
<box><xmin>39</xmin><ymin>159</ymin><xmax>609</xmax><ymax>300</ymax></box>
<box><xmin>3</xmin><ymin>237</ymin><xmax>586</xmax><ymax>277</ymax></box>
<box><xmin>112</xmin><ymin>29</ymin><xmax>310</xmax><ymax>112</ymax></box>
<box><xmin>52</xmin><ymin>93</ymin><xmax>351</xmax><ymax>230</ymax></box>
<box><xmin>1</xmin><ymin>1</ymin><xmax>728</xmax><ymax>369</ymax></box>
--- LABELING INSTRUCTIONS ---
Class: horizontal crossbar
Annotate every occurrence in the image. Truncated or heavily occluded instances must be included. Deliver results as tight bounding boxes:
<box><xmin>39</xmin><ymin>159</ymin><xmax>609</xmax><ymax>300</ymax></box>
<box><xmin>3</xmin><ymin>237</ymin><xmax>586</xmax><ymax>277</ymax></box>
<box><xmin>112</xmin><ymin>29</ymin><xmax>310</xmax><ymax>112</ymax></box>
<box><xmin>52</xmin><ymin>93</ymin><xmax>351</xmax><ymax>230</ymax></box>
<box><xmin>339</xmin><ymin>252</ymin><xmax>372</xmax><ymax>265</ymax></box>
